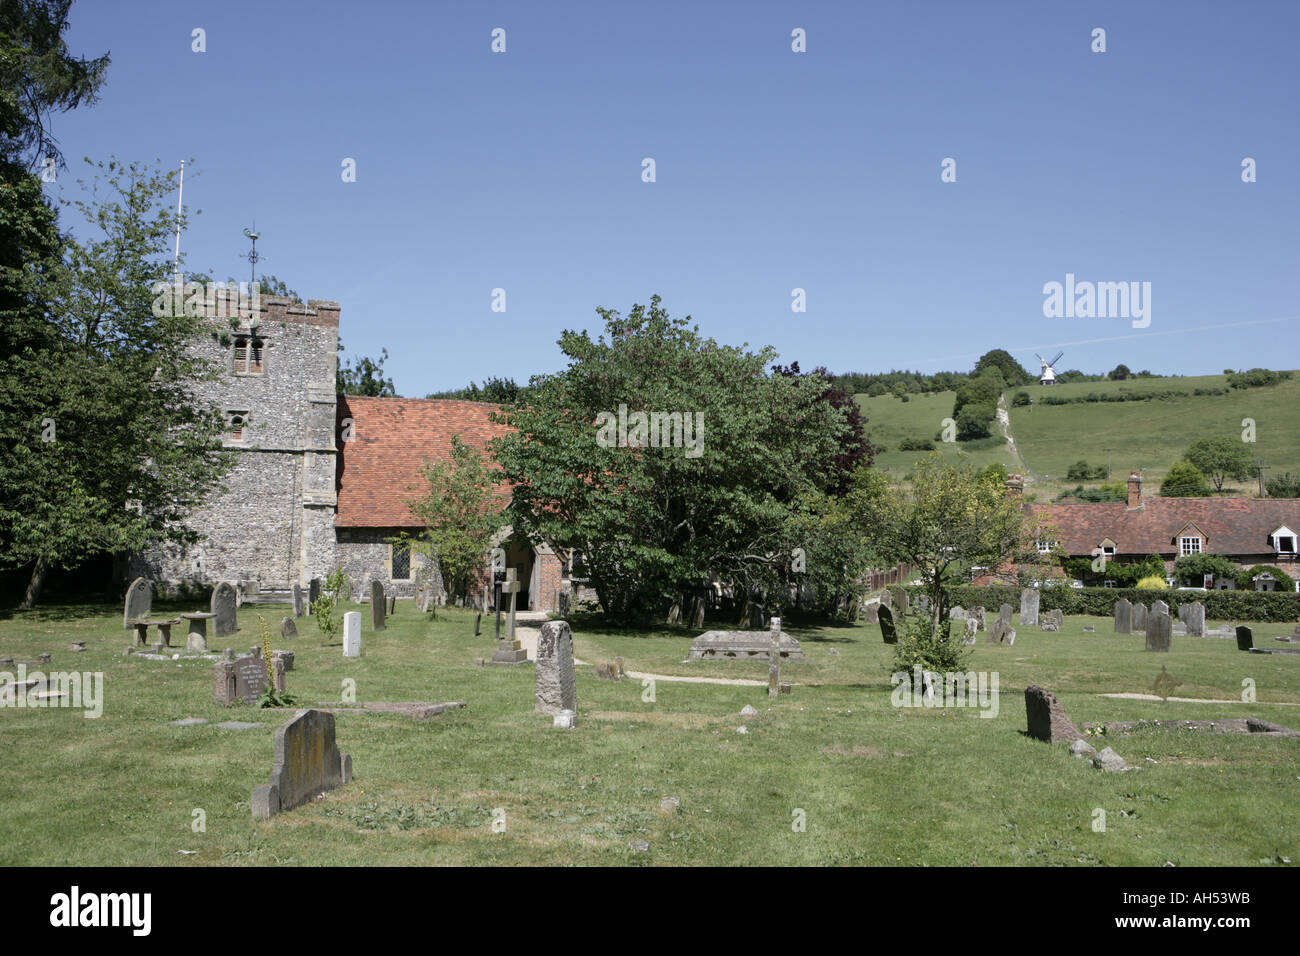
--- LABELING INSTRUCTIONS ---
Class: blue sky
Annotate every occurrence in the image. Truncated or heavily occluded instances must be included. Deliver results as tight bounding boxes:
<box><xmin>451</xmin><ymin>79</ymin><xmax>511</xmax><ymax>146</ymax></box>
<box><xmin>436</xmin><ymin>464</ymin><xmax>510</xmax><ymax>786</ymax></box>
<box><xmin>49</xmin><ymin>0</ymin><xmax>1299</xmax><ymax>395</ymax></box>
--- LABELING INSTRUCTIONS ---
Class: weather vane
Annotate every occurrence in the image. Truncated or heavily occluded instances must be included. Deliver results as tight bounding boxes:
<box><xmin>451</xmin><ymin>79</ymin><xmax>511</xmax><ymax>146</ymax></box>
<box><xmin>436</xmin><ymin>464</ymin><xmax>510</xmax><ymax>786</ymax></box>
<box><xmin>242</xmin><ymin>226</ymin><xmax>262</xmax><ymax>287</ymax></box>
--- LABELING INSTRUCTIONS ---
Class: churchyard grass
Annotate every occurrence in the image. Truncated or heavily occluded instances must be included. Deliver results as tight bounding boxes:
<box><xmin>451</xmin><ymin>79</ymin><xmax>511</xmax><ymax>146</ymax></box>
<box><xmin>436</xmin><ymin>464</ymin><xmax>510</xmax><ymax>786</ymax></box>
<box><xmin>2</xmin><ymin>601</ymin><xmax>1297</xmax><ymax>865</ymax></box>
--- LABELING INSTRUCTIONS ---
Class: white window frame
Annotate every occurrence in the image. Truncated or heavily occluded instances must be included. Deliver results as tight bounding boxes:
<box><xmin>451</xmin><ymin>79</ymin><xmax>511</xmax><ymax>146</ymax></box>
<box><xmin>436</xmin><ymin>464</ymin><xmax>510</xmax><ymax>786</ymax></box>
<box><xmin>1180</xmin><ymin>536</ymin><xmax>1202</xmax><ymax>556</ymax></box>
<box><xmin>1036</xmin><ymin>540</ymin><xmax>1057</xmax><ymax>554</ymax></box>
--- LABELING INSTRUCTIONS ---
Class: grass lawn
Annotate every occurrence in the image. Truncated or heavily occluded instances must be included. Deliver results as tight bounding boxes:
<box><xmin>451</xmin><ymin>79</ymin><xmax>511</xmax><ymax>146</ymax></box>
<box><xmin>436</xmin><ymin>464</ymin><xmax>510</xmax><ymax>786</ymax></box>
<box><xmin>2</xmin><ymin>601</ymin><xmax>1298</xmax><ymax>866</ymax></box>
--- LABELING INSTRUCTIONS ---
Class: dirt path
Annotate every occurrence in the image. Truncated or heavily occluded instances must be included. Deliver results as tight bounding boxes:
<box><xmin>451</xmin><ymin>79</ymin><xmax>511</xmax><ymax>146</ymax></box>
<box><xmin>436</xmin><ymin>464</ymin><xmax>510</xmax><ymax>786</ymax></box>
<box><xmin>1099</xmin><ymin>692</ymin><xmax>1299</xmax><ymax>705</ymax></box>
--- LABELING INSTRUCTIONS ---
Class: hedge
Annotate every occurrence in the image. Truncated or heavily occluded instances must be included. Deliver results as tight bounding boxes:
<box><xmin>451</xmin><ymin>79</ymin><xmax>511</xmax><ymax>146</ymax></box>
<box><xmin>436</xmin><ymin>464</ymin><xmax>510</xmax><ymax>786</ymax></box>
<box><xmin>926</xmin><ymin>584</ymin><xmax>1300</xmax><ymax>624</ymax></box>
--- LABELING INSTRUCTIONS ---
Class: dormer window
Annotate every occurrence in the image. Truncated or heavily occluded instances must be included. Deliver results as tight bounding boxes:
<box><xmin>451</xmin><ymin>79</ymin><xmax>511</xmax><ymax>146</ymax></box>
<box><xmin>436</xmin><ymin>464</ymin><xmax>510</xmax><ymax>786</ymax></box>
<box><xmin>1099</xmin><ymin>538</ymin><xmax>1117</xmax><ymax>559</ymax></box>
<box><xmin>1271</xmin><ymin>526</ymin><xmax>1296</xmax><ymax>554</ymax></box>
<box><xmin>234</xmin><ymin>335</ymin><xmax>264</xmax><ymax>374</ymax></box>
<box><xmin>1180</xmin><ymin>536</ymin><xmax>1202</xmax><ymax>556</ymax></box>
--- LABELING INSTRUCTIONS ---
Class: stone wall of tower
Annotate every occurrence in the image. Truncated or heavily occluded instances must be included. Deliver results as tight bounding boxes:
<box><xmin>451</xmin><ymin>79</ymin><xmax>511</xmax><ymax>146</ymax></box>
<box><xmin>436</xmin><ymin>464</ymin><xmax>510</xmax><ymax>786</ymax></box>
<box><xmin>129</xmin><ymin>295</ymin><xmax>340</xmax><ymax>596</ymax></box>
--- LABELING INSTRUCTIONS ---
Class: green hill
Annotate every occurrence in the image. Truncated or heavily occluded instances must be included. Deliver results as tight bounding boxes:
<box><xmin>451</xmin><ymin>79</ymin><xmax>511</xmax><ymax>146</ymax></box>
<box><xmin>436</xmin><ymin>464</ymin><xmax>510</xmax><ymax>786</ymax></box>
<box><xmin>856</xmin><ymin>372</ymin><xmax>1300</xmax><ymax>499</ymax></box>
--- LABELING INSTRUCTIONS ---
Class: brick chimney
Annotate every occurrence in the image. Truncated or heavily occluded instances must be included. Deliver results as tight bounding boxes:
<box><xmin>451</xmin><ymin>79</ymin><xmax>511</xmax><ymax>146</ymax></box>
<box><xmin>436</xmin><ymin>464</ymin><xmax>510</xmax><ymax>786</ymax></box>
<box><xmin>1005</xmin><ymin>474</ymin><xmax>1023</xmax><ymax>497</ymax></box>
<box><xmin>1127</xmin><ymin>471</ymin><xmax>1142</xmax><ymax>509</ymax></box>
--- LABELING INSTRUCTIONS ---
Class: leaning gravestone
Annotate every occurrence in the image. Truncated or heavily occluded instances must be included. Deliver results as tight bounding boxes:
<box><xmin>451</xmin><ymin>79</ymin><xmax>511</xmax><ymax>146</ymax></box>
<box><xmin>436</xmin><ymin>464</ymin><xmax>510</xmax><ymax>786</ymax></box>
<box><xmin>1019</xmin><ymin>588</ymin><xmax>1040</xmax><ymax>627</ymax></box>
<box><xmin>251</xmin><ymin>709</ymin><xmax>352</xmax><ymax>819</ymax></box>
<box><xmin>1236</xmin><ymin>625</ymin><xmax>1254</xmax><ymax>652</ymax></box>
<box><xmin>123</xmin><ymin>577</ymin><xmax>152</xmax><ymax>629</ymax></box>
<box><xmin>370</xmin><ymin>580</ymin><xmax>386</xmax><ymax>631</ymax></box>
<box><xmin>1113</xmin><ymin>597</ymin><xmax>1132</xmax><ymax>635</ymax></box>
<box><xmin>343</xmin><ymin>611</ymin><xmax>361</xmax><ymax>658</ymax></box>
<box><xmin>987</xmin><ymin>618</ymin><xmax>1016</xmax><ymax>646</ymax></box>
<box><xmin>292</xmin><ymin>583</ymin><xmax>305</xmax><ymax>618</ymax></box>
<box><xmin>535</xmin><ymin>620</ymin><xmax>578</xmax><ymax>717</ymax></box>
<box><xmin>1024</xmin><ymin>685</ymin><xmax>1083</xmax><ymax>743</ymax></box>
<box><xmin>1184</xmin><ymin>602</ymin><xmax>1206</xmax><ymax>637</ymax></box>
<box><xmin>1131</xmin><ymin>602</ymin><xmax>1147</xmax><ymax>633</ymax></box>
<box><xmin>1145</xmin><ymin>610</ymin><xmax>1172</xmax><ymax>652</ymax></box>
<box><xmin>878</xmin><ymin>605</ymin><xmax>897</xmax><ymax>645</ymax></box>
<box><xmin>212</xmin><ymin>583</ymin><xmax>238</xmax><ymax>638</ymax></box>
<box><xmin>281</xmin><ymin>617</ymin><xmax>297</xmax><ymax>639</ymax></box>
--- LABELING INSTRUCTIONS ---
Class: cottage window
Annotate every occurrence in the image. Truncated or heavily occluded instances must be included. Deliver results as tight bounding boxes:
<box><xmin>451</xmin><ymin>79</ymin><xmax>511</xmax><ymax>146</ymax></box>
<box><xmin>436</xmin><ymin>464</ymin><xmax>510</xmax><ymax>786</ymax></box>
<box><xmin>1179</xmin><ymin>536</ymin><xmax>1202</xmax><ymax>556</ymax></box>
<box><xmin>233</xmin><ymin>335</ymin><xmax>264</xmax><ymax>374</ymax></box>
<box><xmin>1276</xmin><ymin>535</ymin><xmax>1296</xmax><ymax>554</ymax></box>
<box><xmin>391</xmin><ymin>542</ymin><xmax>412</xmax><ymax>581</ymax></box>
<box><xmin>1036</xmin><ymin>540</ymin><xmax>1057</xmax><ymax>554</ymax></box>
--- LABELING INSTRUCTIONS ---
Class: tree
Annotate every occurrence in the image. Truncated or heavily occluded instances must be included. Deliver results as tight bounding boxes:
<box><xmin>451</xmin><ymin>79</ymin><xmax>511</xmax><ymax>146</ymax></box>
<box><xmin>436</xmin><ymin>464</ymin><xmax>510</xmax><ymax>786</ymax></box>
<box><xmin>427</xmin><ymin>376</ymin><xmax>529</xmax><ymax>403</ymax></box>
<box><xmin>4</xmin><ymin>158</ymin><xmax>233</xmax><ymax>606</ymax></box>
<box><xmin>1108</xmin><ymin>364</ymin><xmax>1132</xmax><ymax>381</ymax></box>
<box><xmin>1159</xmin><ymin>460</ymin><xmax>1211</xmax><ymax>497</ymax></box>
<box><xmin>337</xmin><ymin>342</ymin><xmax>396</xmax><ymax>396</ymax></box>
<box><xmin>973</xmin><ymin>349</ymin><xmax>1032</xmax><ymax>386</ymax></box>
<box><xmin>771</xmin><ymin>362</ymin><xmax>873</xmax><ymax>496</ymax></box>
<box><xmin>1173</xmin><ymin>552</ymin><xmax>1237</xmax><ymax>587</ymax></box>
<box><xmin>491</xmin><ymin>295</ymin><xmax>863</xmax><ymax>622</ymax></box>
<box><xmin>1183</xmin><ymin>436</ymin><xmax>1254</xmax><ymax>492</ymax></box>
<box><xmin>956</xmin><ymin>402</ymin><xmax>995</xmax><ymax>440</ymax></box>
<box><xmin>401</xmin><ymin>435</ymin><xmax>503</xmax><ymax>605</ymax></box>
<box><xmin>952</xmin><ymin>373</ymin><xmax>1001</xmax><ymax>419</ymax></box>
<box><xmin>0</xmin><ymin>0</ymin><xmax>109</xmax><ymax>170</ymax></box>
<box><xmin>1266</xmin><ymin>473</ymin><xmax>1300</xmax><ymax>498</ymax></box>
<box><xmin>846</xmin><ymin>455</ymin><xmax>1031</xmax><ymax>640</ymax></box>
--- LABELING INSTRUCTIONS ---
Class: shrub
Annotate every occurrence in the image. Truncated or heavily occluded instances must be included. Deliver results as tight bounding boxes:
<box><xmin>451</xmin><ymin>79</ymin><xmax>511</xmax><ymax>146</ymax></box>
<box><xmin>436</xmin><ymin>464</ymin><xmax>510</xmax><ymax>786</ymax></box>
<box><xmin>1160</xmin><ymin>460</ymin><xmax>1211</xmax><ymax>497</ymax></box>
<box><xmin>1011</xmin><ymin>391</ymin><xmax>1031</xmax><ymax>407</ymax></box>
<box><xmin>891</xmin><ymin>608</ymin><xmax>969</xmax><ymax>684</ymax></box>
<box><xmin>1266</xmin><ymin>473</ymin><xmax>1300</xmax><ymax>498</ymax></box>
<box><xmin>1174</xmin><ymin>552</ymin><xmax>1238</xmax><ymax>586</ymax></box>
<box><xmin>942</xmin><ymin>584</ymin><xmax>1300</xmax><ymax>623</ymax></box>
<box><xmin>1234</xmin><ymin>565</ymin><xmax>1296</xmax><ymax>593</ymax></box>
<box><xmin>1227</xmin><ymin>368</ymin><xmax>1291</xmax><ymax>390</ymax></box>
<box><xmin>899</xmin><ymin>437</ymin><xmax>934</xmax><ymax>451</ymax></box>
<box><xmin>1135</xmin><ymin>575</ymin><xmax>1167</xmax><ymax>590</ymax></box>
<box><xmin>956</xmin><ymin>403</ymin><xmax>996</xmax><ymax>440</ymax></box>
<box><xmin>311</xmin><ymin>565</ymin><xmax>349</xmax><ymax>644</ymax></box>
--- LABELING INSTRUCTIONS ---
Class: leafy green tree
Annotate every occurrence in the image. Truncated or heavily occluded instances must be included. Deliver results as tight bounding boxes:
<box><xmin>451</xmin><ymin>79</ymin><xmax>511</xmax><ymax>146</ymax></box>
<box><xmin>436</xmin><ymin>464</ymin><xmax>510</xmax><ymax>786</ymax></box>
<box><xmin>310</xmin><ymin>565</ymin><xmax>348</xmax><ymax>644</ymax></box>
<box><xmin>491</xmin><ymin>295</ymin><xmax>861</xmax><ymax>622</ymax></box>
<box><xmin>338</xmin><ymin>343</ymin><xmax>396</xmax><ymax>396</ymax></box>
<box><xmin>1266</xmin><ymin>473</ymin><xmax>1300</xmax><ymax>498</ymax></box>
<box><xmin>846</xmin><ymin>455</ymin><xmax>1032</xmax><ymax>640</ymax></box>
<box><xmin>956</xmin><ymin>403</ymin><xmax>995</xmax><ymax>440</ymax></box>
<box><xmin>1173</xmin><ymin>553</ymin><xmax>1237</xmax><ymax>587</ymax></box>
<box><xmin>426</xmin><ymin>376</ymin><xmax>528</xmax><ymax>403</ymax></box>
<box><xmin>973</xmin><ymin>349</ymin><xmax>1032</xmax><ymax>386</ymax></box>
<box><xmin>952</xmin><ymin>373</ymin><xmax>1002</xmax><ymax>419</ymax></box>
<box><xmin>1183</xmin><ymin>436</ymin><xmax>1254</xmax><ymax>493</ymax></box>
<box><xmin>1159</xmin><ymin>460</ymin><xmax>1212</xmax><ymax>498</ymax></box>
<box><xmin>1108</xmin><ymin>364</ymin><xmax>1132</xmax><ymax>381</ymax></box>
<box><xmin>400</xmin><ymin>435</ymin><xmax>503</xmax><ymax>605</ymax></box>
<box><xmin>5</xmin><ymin>158</ymin><xmax>233</xmax><ymax>607</ymax></box>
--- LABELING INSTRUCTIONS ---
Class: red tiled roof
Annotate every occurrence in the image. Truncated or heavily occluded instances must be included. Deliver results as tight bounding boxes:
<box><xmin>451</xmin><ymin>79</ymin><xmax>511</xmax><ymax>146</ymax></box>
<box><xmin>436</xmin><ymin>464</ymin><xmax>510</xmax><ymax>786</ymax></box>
<box><xmin>1032</xmin><ymin>496</ymin><xmax>1299</xmax><ymax>558</ymax></box>
<box><xmin>335</xmin><ymin>396</ymin><xmax>513</xmax><ymax>527</ymax></box>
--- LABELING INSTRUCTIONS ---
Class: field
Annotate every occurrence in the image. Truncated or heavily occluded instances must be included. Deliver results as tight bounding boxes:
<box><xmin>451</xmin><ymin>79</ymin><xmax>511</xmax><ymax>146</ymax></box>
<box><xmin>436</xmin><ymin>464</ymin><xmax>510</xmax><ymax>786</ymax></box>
<box><xmin>857</xmin><ymin>372</ymin><xmax>1300</xmax><ymax>500</ymax></box>
<box><xmin>2</xmin><ymin>600</ymin><xmax>1298</xmax><ymax>866</ymax></box>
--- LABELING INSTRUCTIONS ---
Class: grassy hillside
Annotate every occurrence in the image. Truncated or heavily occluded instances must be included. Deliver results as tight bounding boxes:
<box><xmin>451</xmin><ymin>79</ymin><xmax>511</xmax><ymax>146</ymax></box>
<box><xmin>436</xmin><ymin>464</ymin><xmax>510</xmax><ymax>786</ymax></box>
<box><xmin>856</xmin><ymin>372</ymin><xmax>1300</xmax><ymax>499</ymax></box>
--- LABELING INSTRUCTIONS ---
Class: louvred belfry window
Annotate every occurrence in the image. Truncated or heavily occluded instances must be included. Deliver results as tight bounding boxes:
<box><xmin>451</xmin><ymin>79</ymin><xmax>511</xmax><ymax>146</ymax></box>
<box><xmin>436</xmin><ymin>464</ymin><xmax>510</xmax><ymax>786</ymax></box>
<box><xmin>234</xmin><ymin>336</ymin><xmax>264</xmax><ymax>374</ymax></box>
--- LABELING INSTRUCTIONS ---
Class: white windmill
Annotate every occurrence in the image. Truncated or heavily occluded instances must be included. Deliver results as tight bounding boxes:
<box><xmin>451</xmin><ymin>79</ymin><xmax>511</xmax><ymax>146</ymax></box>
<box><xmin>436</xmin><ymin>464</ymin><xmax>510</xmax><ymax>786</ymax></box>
<box><xmin>1036</xmin><ymin>351</ymin><xmax>1063</xmax><ymax>386</ymax></box>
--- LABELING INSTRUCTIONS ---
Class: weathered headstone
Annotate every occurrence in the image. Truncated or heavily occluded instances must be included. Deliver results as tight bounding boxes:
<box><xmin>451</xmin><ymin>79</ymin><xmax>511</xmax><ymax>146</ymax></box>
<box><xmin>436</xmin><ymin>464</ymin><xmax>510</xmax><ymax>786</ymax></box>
<box><xmin>1184</xmin><ymin>602</ymin><xmax>1206</xmax><ymax>637</ymax></box>
<box><xmin>962</xmin><ymin>618</ymin><xmax>979</xmax><ymax>644</ymax></box>
<box><xmin>370</xmin><ymin>580</ymin><xmax>386</xmax><ymax>631</ymax></box>
<box><xmin>251</xmin><ymin>709</ymin><xmax>353</xmax><ymax>819</ymax></box>
<box><xmin>913</xmin><ymin>593</ymin><xmax>931</xmax><ymax>614</ymax></box>
<box><xmin>212</xmin><ymin>583</ymin><xmax>238</xmax><ymax>638</ymax></box>
<box><xmin>490</xmin><ymin>568</ymin><xmax>528</xmax><ymax>665</ymax></box>
<box><xmin>213</xmin><ymin>652</ymin><xmax>285</xmax><ymax>706</ymax></box>
<box><xmin>123</xmin><ymin>577</ymin><xmax>152</xmax><ymax>629</ymax></box>
<box><xmin>1045</xmin><ymin>608</ymin><xmax>1064</xmax><ymax>629</ymax></box>
<box><xmin>1145</xmin><ymin>610</ymin><xmax>1172</xmax><ymax>652</ymax></box>
<box><xmin>1019</xmin><ymin>588</ymin><xmax>1040</xmax><ymax>627</ymax></box>
<box><xmin>1236</xmin><ymin>625</ymin><xmax>1254</xmax><ymax>652</ymax></box>
<box><xmin>862</xmin><ymin>600</ymin><xmax>880</xmax><ymax>625</ymax></box>
<box><xmin>309</xmin><ymin>578</ymin><xmax>321</xmax><ymax>607</ymax></box>
<box><xmin>292</xmin><ymin>583</ymin><xmax>305</xmax><ymax>618</ymax></box>
<box><xmin>281</xmin><ymin>617</ymin><xmax>297</xmax><ymax>639</ymax></box>
<box><xmin>688</xmin><ymin>629</ymin><xmax>803</xmax><ymax>660</ymax></box>
<box><xmin>972</xmin><ymin>606</ymin><xmax>986</xmax><ymax>632</ymax></box>
<box><xmin>951</xmin><ymin>606</ymin><xmax>967</xmax><ymax>622</ymax></box>
<box><xmin>1113</xmin><ymin>597</ymin><xmax>1132</xmax><ymax>634</ymax></box>
<box><xmin>343</xmin><ymin>611</ymin><xmax>361</xmax><ymax>658</ymax></box>
<box><xmin>889</xmin><ymin>587</ymin><xmax>909</xmax><ymax>615</ymax></box>
<box><xmin>387</xmin><ymin>595</ymin><xmax>396</xmax><ymax>616</ymax></box>
<box><xmin>998</xmin><ymin>603</ymin><xmax>1012</xmax><ymax>625</ymax></box>
<box><xmin>1024</xmin><ymin>685</ymin><xmax>1083</xmax><ymax>743</ymax></box>
<box><xmin>1131</xmin><ymin>602</ymin><xmax>1147</xmax><ymax>633</ymax></box>
<box><xmin>988</xmin><ymin>618</ymin><xmax>1016</xmax><ymax>645</ymax></box>
<box><xmin>1152</xmin><ymin>599</ymin><xmax>1169</xmax><ymax>619</ymax></box>
<box><xmin>878</xmin><ymin>605</ymin><xmax>897</xmax><ymax>645</ymax></box>
<box><xmin>535</xmin><ymin>620</ymin><xmax>577</xmax><ymax>716</ymax></box>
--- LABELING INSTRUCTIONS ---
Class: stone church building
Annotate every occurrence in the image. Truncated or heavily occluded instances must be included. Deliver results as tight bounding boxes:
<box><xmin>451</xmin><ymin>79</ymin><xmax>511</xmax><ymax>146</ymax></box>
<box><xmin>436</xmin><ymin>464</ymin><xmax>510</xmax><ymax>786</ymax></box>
<box><xmin>128</xmin><ymin>295</ymin><xmax>571</xmax><ymax>612</ymax></box>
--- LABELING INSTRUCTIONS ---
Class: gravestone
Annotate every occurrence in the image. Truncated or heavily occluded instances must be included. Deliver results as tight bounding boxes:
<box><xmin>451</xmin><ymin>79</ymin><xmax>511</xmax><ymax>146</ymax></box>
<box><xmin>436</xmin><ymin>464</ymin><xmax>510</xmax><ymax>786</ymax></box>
<box><xmin>987</xmin><ymin>618</ymin><xmax>1016</xmax><ymax>645</ymax></box>
<box><xmin>1145</xmin><ymin>610</ymin><xmax>1172</xmax><ymax>652</ymax></box>
<box><xmin>862</xmin><ymin>601</ymin><xmax>880</xmax><ymax>625</ymax></box>
<box><xmin>767</xmin><ymin>617</ymin><xmax>782</xmax><ymax>698</ymax></box>
<box><xmin>913</xmin><ymin>594</ymin><xmax>931</xmax><ymax>614</ymax></box>
<box><xmin>213</xmin><ymin>652</ymin><xmax>286</xmax><ymax>706</ymax></box>
<box><xmin>251</xmin><ymin>709</ymin><xmax>353</xmax><ymax>819</ymax></box>
<box><xmin>889</xmin><ymin>587</ymin><xmax>909</xmax><ymax>615</ymax></box>
<box><xmin>281</xmin><ymin>617</ymin><xmax>297</xmax><ymax>639</ymax></box>
<box><xmin>490</xmin><ymin>568</ymin><xmax>528</xmax><ymax>665</ymax></box>
<box><xmin>1019</xmin><ymin>588</ymin><xmax>1040</xmax><ymax>627</ymax></box>
<box><xmin>1113</xmin><ymin>597</ymin><xmax>1132</xmax><ymax>634</ymax></box>
<box><xmin>973</xmin><ymin>606</ymin><xmax>986</xmax><ymax>631</ymax></box>
<box><xmin>962</xmin><ymin>618</ymin><xmax>979</xmax><ymax>644</ymax></box>
<box><xmin>212</xmin><ymin>583</ymin><xmax>238</xmax><ymax>638</ymax></box>
<box><xmin>343</xmin><ymin>611</ymin><xmax>361</xmax><ymax>658</ymax></box>
<box><xmin>309</xmin><ymin>578</ymin><xmax>321</xmax><ymax>607</ymax></box>
<box><xmin>1043</xmin><ymin>608</ymin><xmax>1064</xmax><ymax>629</ymax></box>
<box><xmin>292</xmin><ymin>584</ymin><xmax>305</xmax><ymax>618</ymax></box>
<box><xmin>998</xmin><ymin>604</ymin><xmax>1013</xmax><ymax>627</ymax></box>
<box><xmin>1131</xmin><ymin>602</ymin><xmax>1147</xmax><ymax>633</ymax></box>
<box><xmin>387</xmin><ymin>595</ymin><xmax>396</xmax><ymax>616</ymax></box>
<box><xmin>123</xmin><ymin>577</ymin><xmax>152</xmax><ymax>629</ymax></box>
<box><xmin>1184</xmin><ymin>602</ymin><xmax>1206</xmax><ymax>637</ymax></box>
<box><xmin>688</xmin><ymin>628</ymin><xmax>804</xmax><ymax>660</ymax></box>
<box><xmin>1236</xmin><ymin>625</ymin><xmax>1254</xmax><ymax>652</ymax></box>
<box><xmin>1152</xmin><ymin>600</ymin><xmax>1169</xmax><ymax>619</ymax></box>
<box><xmin>1177</xmin><ymin>604</ymin><xmax>1190</xmax><ymax>625</ymax></box>
<box><xmin>534</xmin><ymin>620</ymin><xmax>577</xmax><ymax>716</ymax></box>
<box><xmin>1024</xmin><ymin>685</ymin><xmax>1083</xmax><ymax>743</ymax></box>
<box><xmin>878</xmin><ymin>605</ymin><xmax>897</xmax><ymax>645</ymax></box>
<box><xmin>370</xmin><ymin>580</ymin><xmax>386</xmax><ymax>631</ymax></box>
<box><xmin>951</xmin><ymin>606</ymin><xmax>967</xmax><ymax>622</ymax></box>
